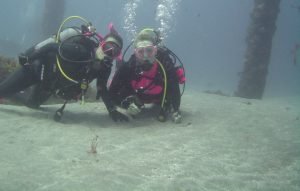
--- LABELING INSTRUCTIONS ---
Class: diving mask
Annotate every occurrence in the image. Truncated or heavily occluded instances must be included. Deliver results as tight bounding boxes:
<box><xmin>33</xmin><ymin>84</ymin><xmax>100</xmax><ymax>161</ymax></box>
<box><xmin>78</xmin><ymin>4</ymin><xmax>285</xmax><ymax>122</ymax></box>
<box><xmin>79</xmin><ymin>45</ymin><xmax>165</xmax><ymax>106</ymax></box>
<box><xmin>134</xmin><ymin>44</ymin><xmax>157</xmax><ymax>62</ymax></box>
<box><xmin>100</xmin><ymin>41</ymin><xmax>121</xmax><ymax>58</ymax></box>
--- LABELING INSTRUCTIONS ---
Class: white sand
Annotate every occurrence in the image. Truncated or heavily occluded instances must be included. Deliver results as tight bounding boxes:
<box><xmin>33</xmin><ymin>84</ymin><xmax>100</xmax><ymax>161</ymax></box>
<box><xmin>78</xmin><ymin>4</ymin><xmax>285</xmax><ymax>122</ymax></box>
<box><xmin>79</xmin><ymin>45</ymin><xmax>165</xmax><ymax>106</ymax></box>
<box><xmin>0</xmin><ymin>91</ymin><xmax>299</xmax><ymax>191</ymax></box>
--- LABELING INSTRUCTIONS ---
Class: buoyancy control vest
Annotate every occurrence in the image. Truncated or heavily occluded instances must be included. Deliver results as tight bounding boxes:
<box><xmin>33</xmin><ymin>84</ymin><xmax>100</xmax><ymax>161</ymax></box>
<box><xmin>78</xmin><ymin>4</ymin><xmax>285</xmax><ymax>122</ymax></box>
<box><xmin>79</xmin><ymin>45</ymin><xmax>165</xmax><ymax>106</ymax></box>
<box><xmin>131</xmin><ymin>62</ymin><xmax>163</xmax><ymax>96</ymax></box>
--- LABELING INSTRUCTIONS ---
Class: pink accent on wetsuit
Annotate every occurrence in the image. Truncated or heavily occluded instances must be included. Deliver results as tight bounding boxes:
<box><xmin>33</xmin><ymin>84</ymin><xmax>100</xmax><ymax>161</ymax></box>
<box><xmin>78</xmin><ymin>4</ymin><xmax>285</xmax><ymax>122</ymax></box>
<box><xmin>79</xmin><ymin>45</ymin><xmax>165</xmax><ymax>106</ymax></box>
<box><xmin>176</xmin><ymin>67</ymin><xmax>186</xmax><ymax>84</ymax></box>
<box><xmin>131</xmin><ymin>62</ymin><xmax>163</xmax><ymax>95</ymax></box>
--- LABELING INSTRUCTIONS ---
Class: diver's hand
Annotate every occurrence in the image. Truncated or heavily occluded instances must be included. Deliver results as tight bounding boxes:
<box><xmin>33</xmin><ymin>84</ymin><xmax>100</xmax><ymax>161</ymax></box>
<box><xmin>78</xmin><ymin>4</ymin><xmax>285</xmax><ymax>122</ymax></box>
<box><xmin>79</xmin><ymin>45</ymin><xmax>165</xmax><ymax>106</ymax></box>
<box><xmin>171</xmin><ymin>111</ymin><xmax>182</xmax><ymax>124</ymax></box>
<box><xmin>127</xmin><ymin>102</ymin><xmax>142</xmax><ymax>116</ymax></box>
<box><xmin>121</xmin><ymin>95</ymin><xmax>144</xmax><ymax>113</ymax></box>
<box><xmin>18</xmin><ymin>54</ymin><xmax>29</xmax><ymax>66</ymax></box>
<box><xmin>109</xmin><ymin>108</ymin><xmax>129</xmax><ymax>122</ymax></box>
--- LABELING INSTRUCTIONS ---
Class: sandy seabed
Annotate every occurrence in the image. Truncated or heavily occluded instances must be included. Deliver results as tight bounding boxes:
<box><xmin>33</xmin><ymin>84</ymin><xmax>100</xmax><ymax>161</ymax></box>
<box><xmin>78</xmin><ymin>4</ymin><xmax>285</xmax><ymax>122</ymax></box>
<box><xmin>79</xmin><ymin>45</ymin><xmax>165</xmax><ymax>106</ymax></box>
<box><xmin>0</xmin><ymin>90</ymin><xmax>299</xmax><ymax>191</ymax></box>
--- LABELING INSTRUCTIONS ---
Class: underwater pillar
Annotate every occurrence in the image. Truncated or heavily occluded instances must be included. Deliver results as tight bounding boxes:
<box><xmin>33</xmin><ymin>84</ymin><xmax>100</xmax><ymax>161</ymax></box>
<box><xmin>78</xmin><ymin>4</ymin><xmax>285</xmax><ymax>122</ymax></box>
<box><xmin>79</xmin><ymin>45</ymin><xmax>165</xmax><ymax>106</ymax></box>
<box><xmin>41</xmin><ymin>0</ymin><xmax>65</xmax><ymax>38</ymax></box>
<box><xmin>235</xmin><ymin>0</ymin><xmax>281</xmax><ymax>99</ymax></box>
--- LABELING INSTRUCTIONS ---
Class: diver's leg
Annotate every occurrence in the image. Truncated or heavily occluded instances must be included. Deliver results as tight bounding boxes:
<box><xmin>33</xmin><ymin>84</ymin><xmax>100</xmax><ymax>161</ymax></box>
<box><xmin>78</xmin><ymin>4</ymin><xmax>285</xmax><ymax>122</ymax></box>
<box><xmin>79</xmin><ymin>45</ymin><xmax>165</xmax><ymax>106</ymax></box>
<box><xmin>8</xmin><ymin>86</ymin><xmax>35</xmax><ymax>106</ymax></box>
<box><xmin>0</xmin><ymin>66</ymin><xmax>38</xmax><ymax>98</ymax></box>
<box><xmin>25</xmin><ymin>84</ymin><xmax>52</xmax><ymax>108</ymax></box>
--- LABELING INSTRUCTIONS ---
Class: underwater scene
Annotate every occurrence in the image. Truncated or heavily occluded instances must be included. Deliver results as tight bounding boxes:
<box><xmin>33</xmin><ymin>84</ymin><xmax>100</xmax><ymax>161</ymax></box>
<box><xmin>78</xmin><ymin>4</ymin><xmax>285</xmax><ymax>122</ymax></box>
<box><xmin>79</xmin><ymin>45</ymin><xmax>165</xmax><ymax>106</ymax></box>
<box><xmin>0</xmin><ymin>0</ymin><xmax>299</xmax><ymax>190</ymax></box>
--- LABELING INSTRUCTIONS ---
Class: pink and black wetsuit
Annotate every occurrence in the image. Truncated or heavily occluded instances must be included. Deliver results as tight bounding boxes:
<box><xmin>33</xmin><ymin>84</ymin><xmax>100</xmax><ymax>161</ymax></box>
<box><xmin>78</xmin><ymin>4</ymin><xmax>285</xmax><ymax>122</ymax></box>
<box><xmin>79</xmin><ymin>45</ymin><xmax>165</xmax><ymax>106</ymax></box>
<box><xmin>109</xmin><ymin>48</ymin><xmax>181</xmax><ymax>112</ymax></box>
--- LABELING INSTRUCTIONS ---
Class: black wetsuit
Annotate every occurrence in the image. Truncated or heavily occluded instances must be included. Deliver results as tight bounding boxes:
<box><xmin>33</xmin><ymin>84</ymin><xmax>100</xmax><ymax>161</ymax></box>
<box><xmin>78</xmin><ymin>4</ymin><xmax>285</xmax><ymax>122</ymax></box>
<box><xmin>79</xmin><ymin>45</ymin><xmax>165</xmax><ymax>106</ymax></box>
<box><xmin>0</xmin><ymin>34</ymin><xmax>115</xmax><ymax>112</ymax></box>
<box><xmin>109</xmin><ymin>48</ymin><xmax>181</xmax><ymax>112</ymax></box>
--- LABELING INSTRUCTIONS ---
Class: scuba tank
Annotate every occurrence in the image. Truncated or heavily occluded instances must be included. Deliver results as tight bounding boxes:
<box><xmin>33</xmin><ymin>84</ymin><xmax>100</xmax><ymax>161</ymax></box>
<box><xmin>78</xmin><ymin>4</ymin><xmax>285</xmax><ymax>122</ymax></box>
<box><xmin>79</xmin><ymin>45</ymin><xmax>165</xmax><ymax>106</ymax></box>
<box><xmin>35</xmin><ymin>27</ymin><xmax>82</xmax><ymax>50</ymax></box>
<box><xmin>18</xmin><ymin>27</ymin><xmax>83</xmax><ymax>66</ymax></box>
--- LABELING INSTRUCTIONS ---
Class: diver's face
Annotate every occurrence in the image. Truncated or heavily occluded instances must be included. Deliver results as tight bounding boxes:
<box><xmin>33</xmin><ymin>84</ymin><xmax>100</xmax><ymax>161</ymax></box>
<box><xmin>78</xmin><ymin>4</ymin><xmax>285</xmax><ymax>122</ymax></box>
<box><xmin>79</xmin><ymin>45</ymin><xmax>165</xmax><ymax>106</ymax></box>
<box><xmin>134</xmin><ymin>45</ymin><xmax>157</xmax><ymax>63</ymax></box>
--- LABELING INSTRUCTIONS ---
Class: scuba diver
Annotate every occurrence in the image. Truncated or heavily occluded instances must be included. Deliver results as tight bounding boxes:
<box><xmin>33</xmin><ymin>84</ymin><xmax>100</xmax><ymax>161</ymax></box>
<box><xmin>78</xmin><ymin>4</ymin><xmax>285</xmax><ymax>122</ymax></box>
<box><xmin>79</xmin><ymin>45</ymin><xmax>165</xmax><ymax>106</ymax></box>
<box><xmin>0</xmin><ymin>17</ymin><xmax>129</xmax><ymax>122</ymax></box>
<box><xmin>109</xmin><ymin>28</ymin><xmax>185</xmax><ymax>123</ymax></box>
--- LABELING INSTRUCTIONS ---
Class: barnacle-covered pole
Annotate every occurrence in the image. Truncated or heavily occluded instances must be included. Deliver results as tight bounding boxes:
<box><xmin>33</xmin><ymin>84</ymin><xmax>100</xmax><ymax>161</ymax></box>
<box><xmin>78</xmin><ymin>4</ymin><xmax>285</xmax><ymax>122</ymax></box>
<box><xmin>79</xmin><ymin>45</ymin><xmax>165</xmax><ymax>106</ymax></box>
<box><xmin>235</xmin><ymin>0</ymin><xmax>281</xmax><ymax>99</ymax></box>
<box><xmin>42</xmin><ymin>0</ymin><xmax>65</xmax><ymax>38</ymax></box>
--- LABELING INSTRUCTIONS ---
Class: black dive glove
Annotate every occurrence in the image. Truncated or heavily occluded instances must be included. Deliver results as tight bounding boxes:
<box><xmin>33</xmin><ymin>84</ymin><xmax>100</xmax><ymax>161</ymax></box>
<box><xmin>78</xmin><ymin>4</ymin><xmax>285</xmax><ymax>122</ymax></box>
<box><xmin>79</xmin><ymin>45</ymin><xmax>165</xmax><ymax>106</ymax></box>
<box><xmin>18</xmin><ymin>54</ymin><xmax>29</xmax><ymax>66</ymax></box>
<box><xmin>109</xmin><ymin>108</ymin><xmax>129</xmax><ymax>122</ymax></box>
